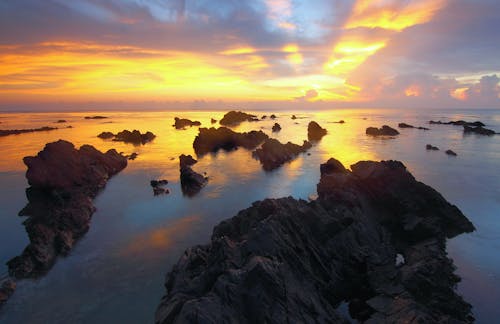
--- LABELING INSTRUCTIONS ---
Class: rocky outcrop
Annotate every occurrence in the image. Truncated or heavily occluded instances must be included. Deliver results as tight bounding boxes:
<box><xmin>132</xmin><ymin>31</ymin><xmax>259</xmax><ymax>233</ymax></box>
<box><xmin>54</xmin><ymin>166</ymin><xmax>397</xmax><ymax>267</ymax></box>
<box><xmin>0</xmin><ymin>126</ymin><xmax>58</xmax><ymax>137</ymax></box>
<box><xmin>193</xmin><ymin>127</ymin><xmax>269</xmax><ymax>156</ymax></box>
<box><xmin>173</xmin><ymin>117</ymin><xmax>201</xmax><ymax>129</ymax></box>
<box><xmin>307</xmin><ymin>121</ymin><xmax>327</xmax><ymax>141</ymax></box>
<box><xmin>84</xmin><ymin>116</ymin><xmax>108</xmax><ymax>119</ymax></box>
<box><xmin>97</xmin><ymin>130</ymin><xmax>156</xmax><ymax>145</ymax></box>
<box><xmin>429</xmin><ymin>120</ymin><xmax>484</xmax><ymax>127</ymax></box>
<box><xmin>0</xmin><ymin>278</ymin><xmax>16</xmax><ymax>308</ymax></box>
<box><xmin>156</xmin><ymin>158</ymin><xmax>474</xmax><ymax>324</ymax></box>
<box><xmin>272</xmin><ymin>123</ymin><xmax>281</xmax><ymax>132</ymax></box>
<box><xmin>398</xmin><ymin>123</ymin><xmax>429</xmax><ymax>130</ymax></box>
<box><xmin>253</xmin><ymin>138</ymin><xmax>312</xmax><ymax>171</ymax></box>
<box><xmin>179</xmin><ymin>154</ymin><xmax>207</xmax><ymax>197</ymax></box>
<box><xmin>463</xmin><ymin>125</ymin><xmax>496</xmax><ymax>136</ymax></box>
<box><xmin>366</xmin><ymin>125</ymin><xmax>400</xmax><ymax>136</ymax></box>
<box><xmin>426</xmin><ymin>144</ymin><xmax>439</xmax><ymax>151</ymax></box>
<box><xmin>7</xmin><ymin>140</ymin><xmax>127</xmax><ymax>279</ymax></box>
<box><xmin>219</xmin><ymin>111</ymin><xmax>259</xmax><ymax>126</ymax></box>
<box><xmin>446</xmin><ymin>150</ymin><xmax>457</xmax><ymax>156</ymax></box>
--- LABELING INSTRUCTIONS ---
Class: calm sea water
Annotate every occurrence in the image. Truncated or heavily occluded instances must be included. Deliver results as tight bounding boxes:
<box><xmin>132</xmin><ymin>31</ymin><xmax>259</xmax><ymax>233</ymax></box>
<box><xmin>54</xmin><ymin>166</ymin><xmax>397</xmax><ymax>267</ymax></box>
<box><xmin>0</xmin><ymin>109</ymin><xmax>499</xmax><ymax>323</ymax></box>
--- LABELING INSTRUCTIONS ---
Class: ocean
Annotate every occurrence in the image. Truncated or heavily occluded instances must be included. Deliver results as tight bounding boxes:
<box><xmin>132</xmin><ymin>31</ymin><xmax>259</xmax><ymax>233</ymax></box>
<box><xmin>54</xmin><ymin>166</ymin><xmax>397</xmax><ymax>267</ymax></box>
<box><xmin>0</xmin><ymin>108</ymin><xmax>499</xmax><ymax>323</ymax></box>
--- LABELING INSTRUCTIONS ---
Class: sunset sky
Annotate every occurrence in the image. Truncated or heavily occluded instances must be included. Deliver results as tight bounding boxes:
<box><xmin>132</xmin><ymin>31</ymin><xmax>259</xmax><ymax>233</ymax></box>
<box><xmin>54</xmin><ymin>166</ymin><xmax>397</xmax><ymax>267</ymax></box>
<box><xmin>1</xmin><ymin>0</ymin><xmax>500</xmax><ymax>110</ymax></box>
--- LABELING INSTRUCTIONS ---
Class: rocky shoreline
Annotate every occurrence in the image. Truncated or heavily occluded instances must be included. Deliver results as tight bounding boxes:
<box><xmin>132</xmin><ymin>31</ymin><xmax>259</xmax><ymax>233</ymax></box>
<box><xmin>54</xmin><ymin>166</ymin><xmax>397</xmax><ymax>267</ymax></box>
<box><xmin>156</xmin><ymin>158</ymin><xmax>474</xmax><ymax>323</ymax></box>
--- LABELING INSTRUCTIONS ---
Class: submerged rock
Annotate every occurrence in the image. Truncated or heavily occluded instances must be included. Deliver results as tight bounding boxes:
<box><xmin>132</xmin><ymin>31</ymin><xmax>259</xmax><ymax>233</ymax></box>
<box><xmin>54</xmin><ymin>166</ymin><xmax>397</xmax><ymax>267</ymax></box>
<box><xmin>271</xmin><ymin>123</ymin><xmax>281</xmax><ymax>132</ymax></box>
<box><xmin>307</xmin><ymin>121</ymin><xmax>327</xmax><ymax>141</ymax></box>
<box><xmin>7</xmin><ymin>140</ymin><xmax>127</xmax><ymax>279</ymax></box>
<box><xmin>426</xmin><ymin>144</ymin><xmax>439</xmax><ymax>151</ymax></box>
<box><xmin>0</xmin><ymin>126</ymin><xmax>58</xmax><ymax>137</ymax></box>
<box><xmin>253</xmin><ymin>138</ymin><xmax>312</xmax><ymax>171</ymax></box>
<box><xmin>366</xmin><ymin>125</ymin><xmax>400</xmax><ymax>136</ymax></box>
<box><xmin>98</xmin><ymin>130</ymin><xmax>156</xmax><ymax>145</ymax></box>
<box><xmin>446</xmin><ymin>149</ymin><xmax>457</xmax><ymax>156</ymax></box>
<box><xmin>429</xmin><ymin>120</ymin><xmax>484</xmax><ymax>127</ymax></box>
<box><xmin>193</xmin><ymin>127</ymin><xmax>269</xmax><ymax>155</ymax></box>
<box><xmin>173</xmin><ymin>117</ymin><xmax>201</xmax><ymax>130</ymax></box>
<box><xmin>0</xmin><ymin>278</ymin><xmax>16</xmax><ymax>308</ymax></box>
<box><xmin>156</xmin><ymin>159</ymin><xmax>474</xmax><ymax>324</ymax></box>
<box><xmin>398</xmin><ymin>123</ymin><xmax>429</xmax><ymax>130</ymax></box>
<box><xmin>219</xmin><ymin>111</ymin><xmax>258</xmax><ymax>126</ymax></box>
<box><xmin>179</xmin><ymin>154</ymin><xmax>207</xmax><ymax>197</ymax></box>
<box><xmin>463</xmin><ymin>125</ymin><xmax>496</xmax><ymax>136</ymax></box>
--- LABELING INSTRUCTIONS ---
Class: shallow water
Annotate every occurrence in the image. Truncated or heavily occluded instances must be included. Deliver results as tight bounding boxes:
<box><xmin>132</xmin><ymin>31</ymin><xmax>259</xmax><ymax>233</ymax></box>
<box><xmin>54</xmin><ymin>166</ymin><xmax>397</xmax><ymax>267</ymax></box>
<box><xmin>0</xmin><ymin>109</ymin><xmax>499</xmax><ymax>323</ymax></box>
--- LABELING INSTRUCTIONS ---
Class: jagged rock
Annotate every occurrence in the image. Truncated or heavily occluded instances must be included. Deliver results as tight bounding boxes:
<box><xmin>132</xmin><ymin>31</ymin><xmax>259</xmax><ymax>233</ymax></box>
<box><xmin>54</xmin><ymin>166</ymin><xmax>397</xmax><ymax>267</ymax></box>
<box><xmin>463</xmin><ymin>125</ymin><xmax>496</xmax><ymax>136</ymax></box>
<box><xmin>253</xmin><ymin>138</ymin><xmax>312</xmax><ymax>171</ymax></box>
<box><xmin>307</xmin><ymin>121</ymin><xmax>327</xmax><ymax>141</ymax></box>
<box><xmin>398</xmin><ymin>123</ymin><xmax>429</xmax><ymax>130</ymax></box>
<box><xmin>211</xmin><ymin>118</ymin><xmax>217</xmax><ymax>124</ymax></box>
<box><xmin>98</xmin><ymin>130</ymin><xmax>156</xmax><ymax>145</ymax></box>
<box><xmin>366</xmin><ymin>125</ymin><xmax>400</xmax><ymax>136</ymax></box>
<box><xmin>426</xmin><ymin>144</ymin><xmax>439</xmax><ymax>151</ymax></box>
<box><xmin>7</xmin><ymin>140</ymin><xmax>127</xmax><ymax>279</ymax></box>
<box><xmin>156</xmin><ymin>159</ymin><xmax>474</xmax><ymax>324</ymax></box>
<box><xmin>446</xmin><ymin>150</ymin><xmax>457</xmax><ymax>156</ymax></box>
<box><xmin>84</xmin><ymin>116</ymin><xmax>108</xmax><ymax>119</ymax></box>
<box><xmin>127</xmin><ymin>152</ymin><xmax>138</xmax><ymax>160</ymax></box>
<box><xmin>179</xmin><ymin>155</ymin><xmax>207</xmax><ymax>196</ymax></box>
<box><xmin>173</xmin><ymin>117</ymin><xmax>201</xmax><ymax>129</ymax></box>
<box><xmin>0</xmin><ymin>278</ymin><xmax>16</xmax><ymax>308</ymax></box>
<box><xmin>219</xmin><ymin>111</ymin><xmax>259</xmax><ymax>126</ymax></box>
<box><xmin>429</xmin><ymin>120</ymin><xmax>484</xmax><ymax>127</ymax></box>
<box><xmin>193</xmin><ymin>127</ymin><xmax>269</xmax><ymax>155</ymax></box>
<box><xmin>272</xmin><ymin>123</ymin><xmax>281</xmax><ymax>132</ymax></box>
<box><xmin>0</xmin><ymin>126</ymin><xmax>58</xmax><ymax>137</ymax></box>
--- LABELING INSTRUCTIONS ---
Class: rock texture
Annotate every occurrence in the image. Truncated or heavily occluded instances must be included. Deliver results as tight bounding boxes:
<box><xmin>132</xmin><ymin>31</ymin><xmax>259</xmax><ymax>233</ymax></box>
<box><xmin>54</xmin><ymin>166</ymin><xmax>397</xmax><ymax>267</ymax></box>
<box><xmin>307</xmin><ymin>121</ymin><xmax>327</xmax><ymax>141</ymax></box>
<box><xmin>219</xmin><ymin>111</ymin><xmax>259</xmax><ymax>126</ymax></box>
<box><xmin>179</xmin><ymin>154</ymin><xmax>207</xmax><ymax>197</ymax></box>
<box><xmin>429</xmin><ymin>120</ymin><xmax>484</xmax><ymax>127</ymax></box>
<box><xmin>253</xmin><ymin>138</ymin><xmax>312</xmax><ymax>171</ymax></box>
<box><xmin>97</xmin><ymin>130</ymin><xmax>156</xmax><ymax>145</ymax></box>
<box><xmin>173</xmin><ymin>117</ymin><xmax>201</xmax><ymax>129</ymax></box>
<box><xmin>366</xmin><ymin>125</ymin><xmax>400</xmax><ymax>136</ymax></box>
<box><xmin>7</xmin><ymin>140</ymin><xmax>127</xmax><ymax>279</ymax></box>
<box><xmin>156</xmin><ymin>158</ymin><xmax>474</xmax><ymax>324</ymax></box>
<box><xmin>193</xmin><ymin>127</ymin><xmax>269</xmax><ymax>156</ymax></box>
<box><xmin>0</xmin><ymin>126</ymin><xmax>58</xmax><ymax>137</ymax></box>
<box><xmin>398</xmin><ymin>123</ymin><xmax>429</xmax><ymax>130</ymax></box>
<box><xmin>463</xmin><ymin>125</ymin><xmax>496</xmax><ymax>136</ymax></box>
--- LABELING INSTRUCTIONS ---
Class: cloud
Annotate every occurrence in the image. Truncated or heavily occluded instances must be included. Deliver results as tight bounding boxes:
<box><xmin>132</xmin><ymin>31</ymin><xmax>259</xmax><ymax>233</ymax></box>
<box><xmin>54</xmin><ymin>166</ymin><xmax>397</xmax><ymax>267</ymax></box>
<box><xmin>294</xmin><ymin>89</ymin><xmax>319</xmax><ymax>101</ymax></box>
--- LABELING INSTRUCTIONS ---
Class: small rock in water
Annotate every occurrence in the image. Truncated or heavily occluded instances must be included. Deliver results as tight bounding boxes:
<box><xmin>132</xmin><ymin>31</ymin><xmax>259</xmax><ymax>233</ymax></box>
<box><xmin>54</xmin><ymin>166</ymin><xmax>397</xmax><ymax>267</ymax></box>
<box><xmin>272</xmin><ymin>123</ymin><xmax>281</xmax><ymax>132</ymax></box>
<box><xmin>426</xmin><ymin>144</ymin><xmax>439</xmax><ymax>151</ymax></box>
<box><xmin>270</xmin><ymin>114</ymin><xmax>277</xmax><ymax>119</ymax></box>
<box><xmin>307</xmin><ymin>121</ymin><xmax>327</xmax><ymax>141</ymax></box>
<box><xmin>366</xmin><ymin>125</ymin><xmax>399</xmax><ymax>136</ymax></box>
<box><xmin>446</xmin><ymin>149</ymin><xmax>457</xmax><ymax>156</ymax></box>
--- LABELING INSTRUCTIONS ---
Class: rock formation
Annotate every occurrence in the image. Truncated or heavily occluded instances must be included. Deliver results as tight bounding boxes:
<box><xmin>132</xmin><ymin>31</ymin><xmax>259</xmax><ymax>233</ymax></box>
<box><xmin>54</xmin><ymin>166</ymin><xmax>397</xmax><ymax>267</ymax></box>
<box><xmin>307</xmin><ymin>121</ymin><xmax>327</xmax><ymax>141</ymax></box>
<box><xmin>97</xmin><ymin>130</ymin><xmax>156</xmax><ymax>145</ymax></box>
<box><xmin>179</xmin><ymin>154</ymin><xmax>207</xmax><ymax>197</ymax></box>
<box><xmin>7</xmin><ymin>140</ymin><xmax>127</xmax><ymax>279</ymax></box>
<box><xmin>429</xmin><ymin>120</ymin><xmax>484</xmax><ymax>127</ymax></box>
<box><xmin>84</xmin><ymin>116</ymin><xmax>108</xmax><ymax>119</ymax></box>
<box><xmin>426</xmin><ymin>144</ymin><xmax>439</xmax><ymax>151</ymax></box>
<box><xmin>272</xmin><ymin>123</ymin><xmax>281</xmax><ymax>132</ymax></box>
<box><xmin>193</xmin><ymin>127</ymin><xmax>268</xmax><ymax>156</ymax></box>
<box><xmin>253</xmin><ymin>138</ymin><xmax>312</xmax><ymax>171</ymax></box>
<box><xmin>463</xmin><ymin>125</ymin><xmax>496</xmax><ymax>136</ymax></box>
<box><xmin>0</xmin><ymin>126</ymin><xmax>58</xmax><ymax>137</ymax></box>
<box><xmin>156</xmin><ymin>158</ymin><xmax>474</xmax><ymax>323</ymax></box>
<box><xmin>398</xmin><ymin>123</ymin><xmax>429</xmax><ymax>130</ymax></box>
<box><xmin>219</xmin><ymin>111</ymin><xmax>259</xmax><ymax>126</ymax></box>
<box><xmin>366</xmin><ymin>125</ymin><xmax>400</xmax><ymax>136</ymax></box>
<box><xmin>0</xmin><ymin>278</ymin><xmax>16</xmax><ymax>308</ymax></box>
<box><xmin>173</xmin><ymin>117</ymin><xmax>201</xmax><ymax>129</ymax></box>
<box><xmin>446</xmin><ymin>150</ymin><xmax>457</xmax><ymax>156</ymax></box>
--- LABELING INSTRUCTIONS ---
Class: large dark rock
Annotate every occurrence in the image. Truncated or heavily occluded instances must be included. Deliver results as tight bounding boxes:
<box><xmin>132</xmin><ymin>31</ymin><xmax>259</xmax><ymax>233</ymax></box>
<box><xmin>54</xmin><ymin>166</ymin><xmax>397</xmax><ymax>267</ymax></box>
<box><xmin>156</xmin><ymin>158</ymin><xmax>474</xmax><ymax>324</ymax></box>
<box><xmin>219</xmin><ymin>111</ymin><xmax>259</xmax><ymax>126</ymax></box>
<box><xmin>173</xmin><ymin>117</ymin><xmax>201</xmax><ymax>130</ymax></box>
<box><xmin>0</xmin><ymin>126</ymin><xmax>58</xmax><ymax>137</ymax></box>
<box><xmin>7</xmin><ymin>140</ymin><xmax>127</xmax><ymax>279</ymax></box>
<box><xmin>253</xmin><ymin>138</ymin><xmax>312</xmax><ymax>171</ymax></box>
<box><xmin>307</xmin><ymin>121</ymin><xmax>327</xmax><ymax>141</ymax></box>
<box><xmin>179</xmin><ymin>154</ymin><xmax>208</xmax><ymax>197</ymax></box>
<box><xmin>193</xmin><ymin>127</ymin><xmax>269</xmax><ymax>156</ymax></box>
<box><xmin>398</xmin><ymin>123</ymin><xmax>429</xmax><ymax>130</ymax></box>
<box><xmin>98</xmin><ymin>130</ymin><xmax>156</xmax><ymax>145</ymax></box>
<box><xmin>366</xmin><ymin>125</ymin><xmax>400</xmax><ymax>136</ymax></box>
<box><xmin>463</xmin><ymin>125</ymin><xmax>496</xmax><ymax>136</ymax></box>
<box><xmin>429</xmin><ymin>120</ymin><xmax>484</xmax><ymax>127</ymax></box>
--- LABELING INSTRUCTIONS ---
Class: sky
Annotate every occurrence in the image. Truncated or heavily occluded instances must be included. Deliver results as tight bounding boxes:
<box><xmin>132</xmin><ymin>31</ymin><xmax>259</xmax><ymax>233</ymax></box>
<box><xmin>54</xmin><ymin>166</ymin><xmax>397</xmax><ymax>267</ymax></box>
<box><xmin>1</xmin><ymin>0</ymin><xmax>500</xmax><ymax>110</ymax></box>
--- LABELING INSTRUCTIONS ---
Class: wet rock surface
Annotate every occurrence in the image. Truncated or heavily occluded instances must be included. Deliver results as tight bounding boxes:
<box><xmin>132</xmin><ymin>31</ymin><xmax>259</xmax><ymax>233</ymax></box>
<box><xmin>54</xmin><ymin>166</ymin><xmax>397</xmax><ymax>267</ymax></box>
<box><xmin>7</xmin><ymin>140</ymin><xmax>127</xmax><ymax>279</ymax></box>
<box><xmin>366</xmin><ymin>125</ymin><xmax>400</xmax><ymax>136</ymax></box>
<box><xmin>0</xmin><ymin>126</ymin><xmax>58</xmax><ymax>137</ymax></box>
<box><xmin>463</xmin><ymin>125</ymin><xmax>496</xmax><ymax>136</ymax></box>
<box><xmin>253</xmin><ymin>138</ymin><xmax>312</xmax><ymax>171</ymax></box>
<box><xmin>219</xmin><ymin>111</ymin><xmax>259</xmax><ymax>126</ymax></box>
<box><xmin>398</xmin><ymin>123</ymin><xmax>429</xmax><ymax>130</ymax></box>
<box><xmin>98</xmin><ymin>130</ymin><xmax>156</xmax><ymax>145</ymax></box>
<box><xmin>173</xmin><ymin>117</ymin><xmax>201</xmax><ymax>129</ymax></box>
<box><xmin>179</xmin><ymin>154</ymin><xmax>208</xmax><ymax>197</ymax></box>
<box><xmin>156</xmin><ymin>158</ymin><xmax>474</xmax><ymax>324</ymax></box>
<box><xmin>307</xmin><ymin>121</ymin><xmax>327</xmax><ymax>141</ymax></box>
<box><xmin>193</xmin><ymin>127</ymin><xmax>269</xmax><ymax>155</ymax></box>
<box><xmin>429</xmin><ymin>120</ymin><xmax>484</xmax><ymax>127</ymax></box>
